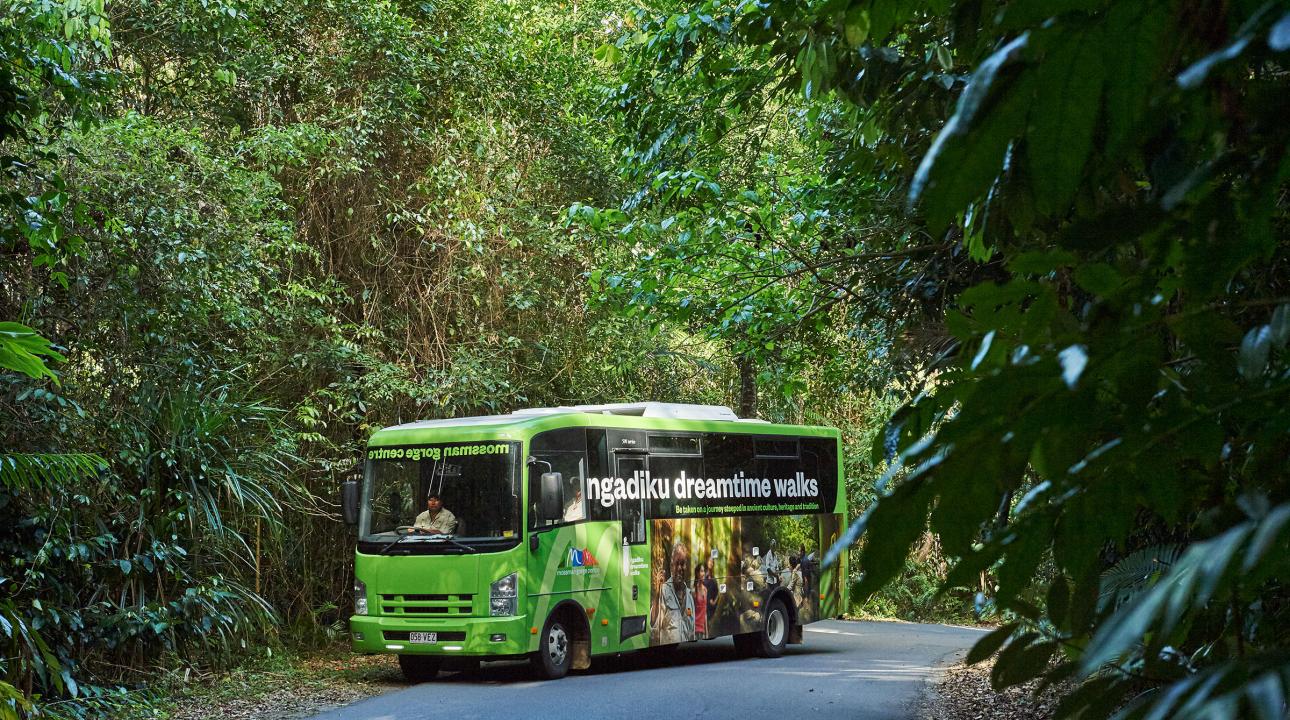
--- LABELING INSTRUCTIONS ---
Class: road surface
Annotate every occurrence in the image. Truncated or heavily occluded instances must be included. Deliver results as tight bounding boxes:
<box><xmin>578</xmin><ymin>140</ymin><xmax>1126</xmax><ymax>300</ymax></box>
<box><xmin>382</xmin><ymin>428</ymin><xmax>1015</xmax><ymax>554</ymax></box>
<box><xmin>310</xmin><ymin>619</ymin><xmax>987</xmax><ymax>720</ymax></box>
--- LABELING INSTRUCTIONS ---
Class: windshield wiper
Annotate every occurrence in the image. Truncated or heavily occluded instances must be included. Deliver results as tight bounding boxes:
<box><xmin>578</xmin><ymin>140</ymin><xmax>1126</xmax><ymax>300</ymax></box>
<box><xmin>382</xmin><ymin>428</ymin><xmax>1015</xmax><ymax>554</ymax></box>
<box><xmin>427</xmin><ymin>536</ymin><xmax>477</xmax><ymax>552</ymax></box>
<box><xmin>378</xmin><ymin>534</ymin><xmax>476</xmax><ymax>554</ymax></box>
<box><xmin>380</xmin><ymin>533</ymin><xmax>414</xmax><ymax>555</ymax></box>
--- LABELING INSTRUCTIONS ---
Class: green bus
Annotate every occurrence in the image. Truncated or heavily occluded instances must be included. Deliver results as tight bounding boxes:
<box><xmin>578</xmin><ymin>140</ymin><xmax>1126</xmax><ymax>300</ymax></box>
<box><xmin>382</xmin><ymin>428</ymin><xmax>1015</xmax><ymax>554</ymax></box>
<box><xmin>342</xmin><ymin>402</ymin><xmax>848</xmax><ymax>680</ymax></box>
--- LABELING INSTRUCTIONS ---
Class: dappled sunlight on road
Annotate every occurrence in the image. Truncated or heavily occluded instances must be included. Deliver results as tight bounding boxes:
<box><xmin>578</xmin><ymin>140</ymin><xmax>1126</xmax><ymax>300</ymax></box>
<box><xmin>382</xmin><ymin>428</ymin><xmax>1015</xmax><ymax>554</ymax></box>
<box><xmin>310</xmin><ymin>620</ymin><xmax>987</xmax><ymax>720</ymax></box>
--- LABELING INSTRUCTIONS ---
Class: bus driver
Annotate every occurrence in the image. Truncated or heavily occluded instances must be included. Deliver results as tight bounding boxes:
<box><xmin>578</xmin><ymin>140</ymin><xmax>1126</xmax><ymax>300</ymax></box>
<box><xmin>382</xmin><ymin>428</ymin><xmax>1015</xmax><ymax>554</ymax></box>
<box><xmin>413</xmin><ymin>493</ymin><xmax>458</xmax><ymax>535</ymax></box>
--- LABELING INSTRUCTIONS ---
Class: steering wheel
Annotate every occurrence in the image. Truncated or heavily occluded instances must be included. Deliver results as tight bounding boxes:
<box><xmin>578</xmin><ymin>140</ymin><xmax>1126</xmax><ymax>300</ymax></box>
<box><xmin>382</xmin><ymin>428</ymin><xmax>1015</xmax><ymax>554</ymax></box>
<box><xmin>395</xmin><ymin>525</ymin><xmax>423</xmax><ymax>536</ymax></box>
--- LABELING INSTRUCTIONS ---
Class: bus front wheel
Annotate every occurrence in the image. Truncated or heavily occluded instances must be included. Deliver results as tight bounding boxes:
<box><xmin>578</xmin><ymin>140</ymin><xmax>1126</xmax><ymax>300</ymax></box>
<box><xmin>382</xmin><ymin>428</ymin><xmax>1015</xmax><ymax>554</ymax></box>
<box><xmin>398</xmin><ymin>654</ymin><xmax>442</xmax><ymax>682</ymax></box>
<box><xmin>532</xmin><ymin>614</ymin><xmax>573</xmax><ymax>679</ymax></box>
<box><xmin>735</xmin><ymin>597</ymin><xmax>789</xmax><ymax>659</ymax></box>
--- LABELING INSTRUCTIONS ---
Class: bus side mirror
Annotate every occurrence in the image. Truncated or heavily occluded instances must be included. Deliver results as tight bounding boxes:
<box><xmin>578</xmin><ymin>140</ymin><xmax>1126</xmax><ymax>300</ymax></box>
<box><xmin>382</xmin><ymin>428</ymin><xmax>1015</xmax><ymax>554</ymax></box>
<box><xmin>342</xmin><ymin>480</ymin><xmax>360</xmax><ymax>525</ymax></box>
<box><xmin>540</xmin><ymin>472</ymin><xmax>562</xmax><ymax>520</ymax></box>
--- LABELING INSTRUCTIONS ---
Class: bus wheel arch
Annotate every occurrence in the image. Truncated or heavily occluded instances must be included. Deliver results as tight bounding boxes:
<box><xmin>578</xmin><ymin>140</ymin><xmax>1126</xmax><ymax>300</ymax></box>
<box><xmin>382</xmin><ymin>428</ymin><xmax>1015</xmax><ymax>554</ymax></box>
<box><xmin>768</xmin><ymin>588</ymin><xmax>804</xmax><ymax>645</ymax></box>
<box><xmin>736</xmin><ymin>595</ymin><xmax>791</xmax><ymax>659</ymax></box>
<box><xmin>532</xmin><ymin>601</ymin><xmax>591</xmax><ymax>679</ymax></box>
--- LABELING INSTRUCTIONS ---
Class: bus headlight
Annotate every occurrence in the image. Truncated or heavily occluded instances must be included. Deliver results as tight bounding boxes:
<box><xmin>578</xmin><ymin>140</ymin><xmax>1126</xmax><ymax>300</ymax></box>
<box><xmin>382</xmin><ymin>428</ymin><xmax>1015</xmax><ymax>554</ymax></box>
<box><xmin>354</xmin><ymin>578</ymin><xmax>368</xmax><ymax>616</ymax></box>
<box><xmin>490</xmin><ymin>572</ymin><xmax>517</xmax><ymax>617</ymax></box>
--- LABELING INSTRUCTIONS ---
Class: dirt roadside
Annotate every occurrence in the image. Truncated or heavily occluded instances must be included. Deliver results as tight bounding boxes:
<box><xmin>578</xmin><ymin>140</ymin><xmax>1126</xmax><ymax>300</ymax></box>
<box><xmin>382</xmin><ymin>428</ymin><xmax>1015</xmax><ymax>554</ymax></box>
<box><xmin>145</xmin><ymin>651</ymin><xmax>402</xmax><ymax>720</ymax></box>
<box><xmin>922</xmin><ymin>660</ymin><xmax>1063</xmax><ymax>720</ymax></box>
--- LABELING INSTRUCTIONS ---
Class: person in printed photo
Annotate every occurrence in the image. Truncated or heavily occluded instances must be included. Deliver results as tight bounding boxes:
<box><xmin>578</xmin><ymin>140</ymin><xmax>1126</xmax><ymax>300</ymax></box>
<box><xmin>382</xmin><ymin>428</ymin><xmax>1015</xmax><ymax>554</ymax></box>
<box><xmin>703</xmin><ymin>559</ymin><xmax>719</xmax><ymax>621</ymax></box>
<box><xmin>800</xmin><ymin>545</ymin><xmax>817</xmax><ymax>599</ymax></box>
<box><xmin>693</xmin><ymin>562</ymin><xmax>709</xmax><ymax>639</ymax></box>
<box><xmin>651</xmin><ymin>541</ymin><xmax>695</xmax><ymax>644</ymax></box>
<box><xmin>786</xmin><ymin>555</ymin><xmax>806</xmax><ymax>610</ymax></box>
<box><xmin>761</xmin><ymin>538</ymin><xmax>782</xmax><ymax>582</ymax></box>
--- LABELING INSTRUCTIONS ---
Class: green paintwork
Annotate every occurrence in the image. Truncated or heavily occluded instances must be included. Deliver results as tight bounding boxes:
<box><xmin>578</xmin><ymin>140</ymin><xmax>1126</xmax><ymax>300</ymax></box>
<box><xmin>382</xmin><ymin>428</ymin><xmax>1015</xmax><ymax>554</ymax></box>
<box><xmin>350</xmin><ymin>412</ymin><xmax>847</xmax><ymax>659</ymax></box>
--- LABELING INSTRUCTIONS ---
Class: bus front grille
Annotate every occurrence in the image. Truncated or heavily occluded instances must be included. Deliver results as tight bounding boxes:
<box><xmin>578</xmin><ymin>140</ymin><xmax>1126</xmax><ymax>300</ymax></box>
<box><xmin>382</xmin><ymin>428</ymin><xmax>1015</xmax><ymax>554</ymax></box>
<box><xmin>380</xmin><ymin>593</ymin><xmax>476</xmax><ymax>616</ymax></box>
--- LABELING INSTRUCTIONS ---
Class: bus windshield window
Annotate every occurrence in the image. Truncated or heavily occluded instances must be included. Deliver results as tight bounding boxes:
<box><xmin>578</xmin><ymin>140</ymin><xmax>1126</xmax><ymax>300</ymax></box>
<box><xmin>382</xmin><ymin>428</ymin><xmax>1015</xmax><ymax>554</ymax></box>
<box><xmin>360</xmin><ymin>442</ymin><xmax>520</xmax><ymax>544</ymax></box>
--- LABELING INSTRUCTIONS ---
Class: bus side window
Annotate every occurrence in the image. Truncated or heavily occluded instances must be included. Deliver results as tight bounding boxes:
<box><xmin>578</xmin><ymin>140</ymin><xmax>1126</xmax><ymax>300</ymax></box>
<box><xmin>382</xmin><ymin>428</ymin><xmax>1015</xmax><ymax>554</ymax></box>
<box><xmin>704</xmin><ymin>434</ymin><xmax>753</xmax><ymax>479</ymax></box>
<box><xmin>586</xmin><ymin>429</ymin><xmax>615</xmax><ymax>523</ymax></box>
<box><xmin>648</xmin><ymin>454</ymin><xmax>703</xmax><ymax>518</ymax></box>
<box><xmin>528</xmin><ymin>453</ymin><xmax>585</xmax><ymax>527</ymax></box>
<box><xmin>529</xmin><ymin>427</ymin><xmax>589</xmax><ymax>528</ymax></box>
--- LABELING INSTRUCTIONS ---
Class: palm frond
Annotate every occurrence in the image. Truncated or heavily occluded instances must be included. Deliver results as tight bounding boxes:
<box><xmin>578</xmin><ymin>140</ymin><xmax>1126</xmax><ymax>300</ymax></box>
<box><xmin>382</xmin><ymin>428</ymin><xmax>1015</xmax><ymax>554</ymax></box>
<box><xmin>0</xmin><ymin>453</ymin><xmax>106</xmax><ymax>493</ymax></box>
<box><xmin>1098</xmin><ymin>543</ymin><xmax>1184</xmax><ymax>612</ymax></box>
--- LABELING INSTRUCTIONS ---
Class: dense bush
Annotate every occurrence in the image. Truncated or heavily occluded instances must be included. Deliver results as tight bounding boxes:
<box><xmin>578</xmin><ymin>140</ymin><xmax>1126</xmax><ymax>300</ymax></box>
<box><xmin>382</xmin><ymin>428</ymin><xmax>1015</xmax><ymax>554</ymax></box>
<box><xmin>1</xmin><ymin>0</ymin><xmax>732</xmax><ymax>716</ymax></box>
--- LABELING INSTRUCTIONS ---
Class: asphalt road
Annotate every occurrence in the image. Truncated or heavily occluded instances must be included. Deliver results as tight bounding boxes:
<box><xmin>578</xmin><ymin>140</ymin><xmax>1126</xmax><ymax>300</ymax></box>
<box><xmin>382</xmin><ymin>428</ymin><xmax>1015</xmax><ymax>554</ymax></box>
<box><xmin>310</xmin><ymin>619</ymin><xmax>986</xmax><ymax>720</ymax></box>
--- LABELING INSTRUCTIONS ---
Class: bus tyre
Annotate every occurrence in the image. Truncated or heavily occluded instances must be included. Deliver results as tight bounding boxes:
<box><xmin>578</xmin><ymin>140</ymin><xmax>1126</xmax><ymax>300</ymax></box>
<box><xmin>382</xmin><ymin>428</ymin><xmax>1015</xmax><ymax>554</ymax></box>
<box><xmin>532</xmin><ymin>614</ymin><xmax>573</xmax><ymax>680</ymax></box>
<box><xmin>753</xmin><ymin>598</ymin><xmax>789</xmax><ymax>658</ymax></box>
<box><xmin>398</xmin><ymin>654</ymin><xmax>441</xmax><ymax>682</ymax></box>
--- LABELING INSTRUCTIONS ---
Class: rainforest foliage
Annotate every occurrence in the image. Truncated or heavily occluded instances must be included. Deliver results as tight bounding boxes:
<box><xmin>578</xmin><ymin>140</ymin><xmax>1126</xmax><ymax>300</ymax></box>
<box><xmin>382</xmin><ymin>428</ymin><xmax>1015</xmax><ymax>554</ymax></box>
<box><xmin>3</xmin><ymin>0</ymin><xmax>1289</xmax><ymax>718</ymax></box>
<box><xmin>579</xmin><ymin>0</ymin><xmax>1290</xmax><ymax>717</ymax></box>
<box><xmin>0</xmin><ymin>0</ymin><xmax>740</xmax><ymax>716</ymax></box>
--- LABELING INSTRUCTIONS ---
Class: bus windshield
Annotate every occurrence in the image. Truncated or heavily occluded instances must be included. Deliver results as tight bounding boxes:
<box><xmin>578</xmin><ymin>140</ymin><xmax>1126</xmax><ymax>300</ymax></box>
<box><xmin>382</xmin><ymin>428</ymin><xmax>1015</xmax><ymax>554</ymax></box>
<box><xmin>360</xmin><ymin>442</ymin><xmax>521</xmax><ymax>549</ymax></box>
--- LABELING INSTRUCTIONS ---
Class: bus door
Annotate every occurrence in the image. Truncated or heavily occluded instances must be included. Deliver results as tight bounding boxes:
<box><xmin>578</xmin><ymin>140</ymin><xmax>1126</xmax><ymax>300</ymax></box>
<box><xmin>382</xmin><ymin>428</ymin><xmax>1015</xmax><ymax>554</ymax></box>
<box><xmin>612</xmin><ymin>449</ymin><xmax>650</xmax><ymax>650</ymax></box>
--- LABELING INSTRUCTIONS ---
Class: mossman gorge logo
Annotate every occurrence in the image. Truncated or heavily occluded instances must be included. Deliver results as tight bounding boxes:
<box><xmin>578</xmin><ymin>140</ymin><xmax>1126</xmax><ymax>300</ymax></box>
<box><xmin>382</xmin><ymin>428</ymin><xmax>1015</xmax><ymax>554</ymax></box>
<box><xmin>585</xmin><ymin>470</ymin><xmax>819</xmax><ymax>509</ymax></box>
<box><xmin>557</xmin><ymin>547</ymin><xmax>600</xmax><ymax>576</ymax></box>
<box><xmin>566</xmin><ymin>547</ymin><xmax>598</xmax><ymax>567</ymax></box>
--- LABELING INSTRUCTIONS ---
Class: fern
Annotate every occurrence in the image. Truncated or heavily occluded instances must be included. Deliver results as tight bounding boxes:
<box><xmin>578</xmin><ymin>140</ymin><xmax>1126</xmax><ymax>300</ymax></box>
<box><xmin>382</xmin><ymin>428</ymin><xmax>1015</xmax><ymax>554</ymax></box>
<box><xmin>0</xmin><ymin>453</ymin><xmax>106</xmax><ymax>493</ymax></box>
<box><xmin>1080</xmin><ymin>505</ymin><xmax>1290</xmax><ymax>718</ymax></box>
<box><xmin>1098</xmin><ymin>544</ymin><xmax>1184</xmax><ymax>612</ymax></box>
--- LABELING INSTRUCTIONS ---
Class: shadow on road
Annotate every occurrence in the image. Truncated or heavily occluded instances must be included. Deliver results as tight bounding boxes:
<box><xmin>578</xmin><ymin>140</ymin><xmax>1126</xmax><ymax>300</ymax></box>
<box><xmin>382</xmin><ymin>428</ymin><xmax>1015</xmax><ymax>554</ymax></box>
<box><xmin>413</xmin><ymin>639</ymin><xmax>843</xmax><ymax>686</ymax></box>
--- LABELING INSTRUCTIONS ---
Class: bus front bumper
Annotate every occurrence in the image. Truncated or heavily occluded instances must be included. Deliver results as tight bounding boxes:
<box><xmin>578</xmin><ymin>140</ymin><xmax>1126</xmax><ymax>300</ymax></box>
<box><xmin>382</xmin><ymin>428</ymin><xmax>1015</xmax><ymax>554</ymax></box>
<box><xmin>349</xmin><ymin>614</ymin><xmax>532</xmax><ymax>657</ymax></box>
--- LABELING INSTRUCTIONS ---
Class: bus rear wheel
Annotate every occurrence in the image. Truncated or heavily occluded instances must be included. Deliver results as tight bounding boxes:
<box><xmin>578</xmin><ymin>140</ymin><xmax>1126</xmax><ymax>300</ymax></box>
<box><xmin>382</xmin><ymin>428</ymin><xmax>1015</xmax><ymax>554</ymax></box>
<box><xmin>398</xmin><ymin>654</ymin><xmax>442</xmax><ymax>682</ymax></box>
<box><xmin>735</xmin><ymin>597</ymin><xmax>789</xmax><ymax>659</ymax></box>
<box><xmin>531</xmin><ymin>614</ymin><xmax>573</xmax><ymax>680</ymax></box>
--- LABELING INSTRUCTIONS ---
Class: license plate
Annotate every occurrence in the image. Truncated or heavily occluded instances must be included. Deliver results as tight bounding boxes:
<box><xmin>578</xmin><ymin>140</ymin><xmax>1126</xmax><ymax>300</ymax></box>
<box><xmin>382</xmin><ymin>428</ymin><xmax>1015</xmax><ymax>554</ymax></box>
<box><xmin>409</xmin><ymin>631</ymin><xmax>438</xmax><ymax>644</ymax></box>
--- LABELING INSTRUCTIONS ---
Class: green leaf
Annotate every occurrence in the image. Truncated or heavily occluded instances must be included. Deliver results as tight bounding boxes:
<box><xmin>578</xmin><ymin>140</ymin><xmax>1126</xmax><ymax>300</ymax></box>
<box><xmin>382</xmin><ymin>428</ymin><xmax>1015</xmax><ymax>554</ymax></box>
<box><xmin>1270</xmin><ymin>12</ymin><xmax>1290</xmax><ymax>52</ymax></box>
<box><xmin>934</xmin><ymin>45</ymin><xmax>953</xmax><ymax>71</ymax></box>
<box><xmin>1027</xmin><ymin>26</ymin><xmax>1105</xmax><ymax>215</ymax></box>
<box><xmin>844</xmin><ymin>7</ymin><xmax>870</xmax><ymax>48</ymax></box>
<box><xmin>990</xmin><ymin>631</ymin><xmax>1038</xmax><ymax>689</ymax></box>
<box><xmin>867</xmin><ymin>0</ymin><xmax>911</xmax><ymax>45</ymax></box>
<box><xmin>997</xmin><ymin>529</ymin><xmax>1047</xmax><ymax>602</ymax></box>
<box><xmin>1177</xmin><ymin>34</ymin><xmax>1252</xmax><ymax>89</ymax></box>
<box><xmin>60</xmin><ymin>667</ymin><xmax>77</xmax><ymax>698</ymax></box>
<box><xmin>932</xmin><ymin>460</ymin><xmax>1006</xmax><ymax>556</ymax></box>
<box><xmin>996</xmin><ymin>0</ymin><xmax>1106</xmax><ymax>30</ymax></box>
<box><xmin>1058</xmin><ymin>344</ymin><xmax>1088</xmax><ymax>389</ymax></box>
<box><xmin>1268</xmin><ymin>304</ymin><xmax>1290</xmax><ymax>349</ymax></box>
<box><xmin>1104</xmin><ymin>2</ymin><xmax>1170</xmax><ymax>154</ymax></box>
<box><xmin>1008</xmin><ymin>250</ymin><xmax>1076</xmax><ymax>275</ymax></box>
<box><xmin>1080</xmin><ymin>523</ymin><xmax>1254</xmax><ymax>673</ymax></box>
<box><xmin>1239</xmin><ymin>325</ymin><xmax>1271</xmax><ymax>379</ymax></box>
<box><xmin>1053</xmin><ymin>676</ymin><xmax>1129</xmax><ymax>719</ymax></box>
<box><xmin>909</xmin><ymin>33</ymin><xmax>1033</xmax><ymax>232</ymax></box>
<box><xmin>593</xmin><ymin>42</ymin><xmax>621</xmax><ymax>64</ymax></box>
<box><xmin>1067</xmin><ymin>568</ymin><xmax>1100</xmax><ymax>635</ymax></box>
<box><xmin>0</xmin><ymin>322</ymin><xmax>63</xmax><ymax>382</ymax></box>
<box><xmin>1240</xmin><ymin>504</ymin><xmax>1290</xmax><ymax>577</ymax></box>
<box><xmin>1245</xmin><ymin>672</ymin><xmax>1286</xmax><ymax>720</ymax></box>
<box><xmin>852</xmin><ymin>481</ymin><xmax>934</xmax><ymax>598</ymax></box>
<box><xmin>1046</xmin><ymin>574</ymin><xmax>1071</xmax><ymax>630</ymax></box>
<box><xmin>967</xmin><ymin>622</ymin><xmax>1019</xmax><ymax>665</ymax></box>
<box><xmin>1072</xmin><ymin>263</ymin><xmax>1123</xmax><ymax>295</ymax></box>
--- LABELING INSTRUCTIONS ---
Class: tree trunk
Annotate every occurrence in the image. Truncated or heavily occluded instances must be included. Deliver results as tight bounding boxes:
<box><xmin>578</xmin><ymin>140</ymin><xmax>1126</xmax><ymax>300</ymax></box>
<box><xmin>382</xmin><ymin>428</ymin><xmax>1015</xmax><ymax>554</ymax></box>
<box><xmin>736</xmin><ymin>354</ymin><xmax>757</xmax><ymax>418</ymax></box>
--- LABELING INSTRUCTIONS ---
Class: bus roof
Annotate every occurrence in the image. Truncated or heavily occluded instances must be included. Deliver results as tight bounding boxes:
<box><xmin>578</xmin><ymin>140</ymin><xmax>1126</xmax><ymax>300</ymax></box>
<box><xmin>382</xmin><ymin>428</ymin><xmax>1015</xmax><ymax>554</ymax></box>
<box><xmin>369</xmin><ymin>403</ymin><xmax>837</xmax><ymax>444</ymax></box>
